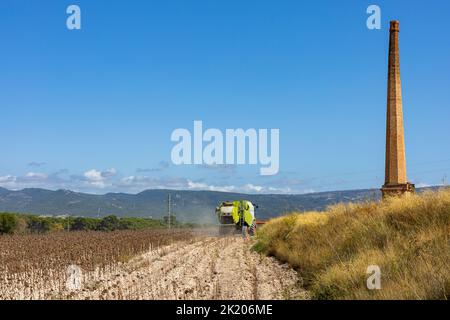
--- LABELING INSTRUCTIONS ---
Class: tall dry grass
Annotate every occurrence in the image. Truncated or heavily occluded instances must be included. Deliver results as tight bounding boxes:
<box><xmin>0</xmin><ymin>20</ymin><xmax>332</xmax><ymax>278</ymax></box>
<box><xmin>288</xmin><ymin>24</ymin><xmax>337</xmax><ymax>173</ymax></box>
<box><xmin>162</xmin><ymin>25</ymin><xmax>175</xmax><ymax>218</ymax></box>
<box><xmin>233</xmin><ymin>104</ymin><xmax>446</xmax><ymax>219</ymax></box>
<box><xmin>255</xmin><ymin>189</ymin><xmax>450</xmax><ymax>300</ymax></box>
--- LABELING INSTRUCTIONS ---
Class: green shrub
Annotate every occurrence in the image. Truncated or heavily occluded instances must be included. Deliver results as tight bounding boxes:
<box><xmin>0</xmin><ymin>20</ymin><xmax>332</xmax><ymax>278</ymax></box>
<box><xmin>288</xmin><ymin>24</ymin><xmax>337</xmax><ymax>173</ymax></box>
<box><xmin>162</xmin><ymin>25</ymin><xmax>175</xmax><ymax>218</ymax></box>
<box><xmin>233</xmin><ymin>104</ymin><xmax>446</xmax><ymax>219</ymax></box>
<box><xmin>0</xmin><ymin>213</ymin><xmax>18</xmax><ymax>234</ymax></box>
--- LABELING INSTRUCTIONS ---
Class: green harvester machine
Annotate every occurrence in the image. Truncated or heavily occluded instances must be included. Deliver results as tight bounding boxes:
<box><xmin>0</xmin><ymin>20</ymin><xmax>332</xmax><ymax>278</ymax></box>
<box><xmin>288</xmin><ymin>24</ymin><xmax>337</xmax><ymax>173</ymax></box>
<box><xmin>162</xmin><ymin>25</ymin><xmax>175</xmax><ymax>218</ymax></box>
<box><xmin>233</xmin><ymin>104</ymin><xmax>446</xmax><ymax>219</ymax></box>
<box><xmin>215</xmin><ymin>200</ymin><xmax>262</xmax><ymax>235</ymax></box>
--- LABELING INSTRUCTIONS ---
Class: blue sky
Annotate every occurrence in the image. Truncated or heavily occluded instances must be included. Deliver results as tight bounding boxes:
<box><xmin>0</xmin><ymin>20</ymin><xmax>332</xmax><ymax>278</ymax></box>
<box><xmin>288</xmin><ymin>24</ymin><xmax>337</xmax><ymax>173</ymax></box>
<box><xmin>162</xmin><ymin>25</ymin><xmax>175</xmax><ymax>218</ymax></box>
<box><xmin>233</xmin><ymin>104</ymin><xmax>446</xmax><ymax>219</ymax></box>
<box><xmin>1</xmin><ymin>0</ymin><xmax>449</xmax><ymax>194</ymax></box>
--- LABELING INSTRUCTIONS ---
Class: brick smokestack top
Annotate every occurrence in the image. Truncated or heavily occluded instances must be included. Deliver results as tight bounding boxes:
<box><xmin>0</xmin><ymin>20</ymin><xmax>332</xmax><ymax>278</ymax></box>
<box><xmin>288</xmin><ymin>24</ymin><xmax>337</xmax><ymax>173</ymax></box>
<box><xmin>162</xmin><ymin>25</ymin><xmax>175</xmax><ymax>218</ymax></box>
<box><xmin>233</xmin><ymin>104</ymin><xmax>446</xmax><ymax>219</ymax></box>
<box><xmin>390</xmin><ymin>20</ymin><xmax>400</xmax><ymax>32</ymax></box>
<box><xmin>381</xmin><ymin>20</ymin><xmax>415</xmax><ymax>197</ymax></box>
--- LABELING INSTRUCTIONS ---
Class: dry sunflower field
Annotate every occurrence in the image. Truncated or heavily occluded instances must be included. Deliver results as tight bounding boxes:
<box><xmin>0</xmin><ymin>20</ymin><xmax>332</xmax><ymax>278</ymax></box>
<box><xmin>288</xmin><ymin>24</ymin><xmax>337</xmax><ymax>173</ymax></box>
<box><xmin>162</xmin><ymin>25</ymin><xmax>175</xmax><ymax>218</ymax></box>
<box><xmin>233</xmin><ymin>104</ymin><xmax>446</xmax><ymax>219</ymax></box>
<box><xmin>0</xmin><ymin>229</ymin><xmax>194</xmax><ymax>299</ymax></box>
<box><xmin>0</xmin><ymin>229</ymin><xmax>305</xmax><ymax>300</ymax></box>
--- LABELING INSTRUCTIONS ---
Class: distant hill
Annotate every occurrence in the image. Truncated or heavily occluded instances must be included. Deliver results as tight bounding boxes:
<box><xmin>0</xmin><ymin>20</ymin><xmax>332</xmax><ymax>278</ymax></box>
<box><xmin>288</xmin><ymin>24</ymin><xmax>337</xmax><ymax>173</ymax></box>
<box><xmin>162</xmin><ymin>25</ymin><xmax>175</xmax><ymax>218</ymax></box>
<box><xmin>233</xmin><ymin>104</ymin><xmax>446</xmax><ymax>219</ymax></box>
<box><xmin>0</xmin><ymin>186</ymin><xmax>439</xmax><ymax>223</ymax></box>
<box><xmin>0</xmin><ymin>187</ymin><xmax>382</xmax><ymax>223</ymax></box>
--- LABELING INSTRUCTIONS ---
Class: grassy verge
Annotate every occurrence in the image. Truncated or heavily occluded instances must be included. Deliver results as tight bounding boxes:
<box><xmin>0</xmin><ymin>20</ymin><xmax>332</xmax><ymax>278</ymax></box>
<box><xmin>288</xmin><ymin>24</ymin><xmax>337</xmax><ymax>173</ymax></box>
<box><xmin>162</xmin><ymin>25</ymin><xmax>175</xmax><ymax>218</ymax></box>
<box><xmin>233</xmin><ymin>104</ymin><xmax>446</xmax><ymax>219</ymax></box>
<box><xmin>254</xmin><ymin>189</ymin><xmax>450</xmax><ymax>299</ymax></box>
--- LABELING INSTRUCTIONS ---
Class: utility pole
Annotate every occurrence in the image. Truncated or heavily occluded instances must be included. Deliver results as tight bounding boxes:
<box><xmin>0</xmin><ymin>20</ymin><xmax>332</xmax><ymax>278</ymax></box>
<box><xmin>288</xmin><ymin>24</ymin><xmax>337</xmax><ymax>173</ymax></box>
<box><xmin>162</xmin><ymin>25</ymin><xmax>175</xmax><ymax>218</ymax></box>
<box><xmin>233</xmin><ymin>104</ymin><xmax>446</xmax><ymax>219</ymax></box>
<box><xmin>442</xmin><ymin>174</ymin><xmax>448</xmax><ymax>187</ymax></box>
<box><xmin>167</xmin><ymin>193</ymin><xmax>171</xmax><ymax>229</ymax></box>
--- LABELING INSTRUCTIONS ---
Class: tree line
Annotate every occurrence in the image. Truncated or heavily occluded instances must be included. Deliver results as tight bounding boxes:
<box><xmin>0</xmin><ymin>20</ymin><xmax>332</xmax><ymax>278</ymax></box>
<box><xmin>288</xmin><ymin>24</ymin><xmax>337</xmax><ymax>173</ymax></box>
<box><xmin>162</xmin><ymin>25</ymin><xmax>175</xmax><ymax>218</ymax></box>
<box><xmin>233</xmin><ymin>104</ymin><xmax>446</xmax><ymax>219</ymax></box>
<box><xmin>0</xmin><ymin>212</ymin><xmax>188</xmax><ymax>235</ymax></box>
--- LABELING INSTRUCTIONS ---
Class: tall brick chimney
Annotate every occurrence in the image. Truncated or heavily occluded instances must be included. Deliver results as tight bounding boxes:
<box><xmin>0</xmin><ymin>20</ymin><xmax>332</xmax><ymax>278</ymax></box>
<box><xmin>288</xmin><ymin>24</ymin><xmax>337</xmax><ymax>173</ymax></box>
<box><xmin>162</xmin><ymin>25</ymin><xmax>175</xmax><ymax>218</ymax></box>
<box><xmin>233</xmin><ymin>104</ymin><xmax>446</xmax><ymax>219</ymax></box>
<box><xmin>381</xmin><ymin>21</ymin><xmax>415</xmax><ymax>198</ymax></box>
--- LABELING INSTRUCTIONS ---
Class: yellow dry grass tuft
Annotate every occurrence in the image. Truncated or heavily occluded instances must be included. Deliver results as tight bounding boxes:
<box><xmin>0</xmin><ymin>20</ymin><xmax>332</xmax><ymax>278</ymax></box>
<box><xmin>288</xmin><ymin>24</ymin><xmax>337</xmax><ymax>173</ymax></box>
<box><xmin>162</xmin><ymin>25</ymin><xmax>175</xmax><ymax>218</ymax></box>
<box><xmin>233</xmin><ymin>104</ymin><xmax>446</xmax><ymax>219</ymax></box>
<box><xmin>255</xmin><ymin>188</ymin><xmax>450</xmax><ymax>300</ymax></box>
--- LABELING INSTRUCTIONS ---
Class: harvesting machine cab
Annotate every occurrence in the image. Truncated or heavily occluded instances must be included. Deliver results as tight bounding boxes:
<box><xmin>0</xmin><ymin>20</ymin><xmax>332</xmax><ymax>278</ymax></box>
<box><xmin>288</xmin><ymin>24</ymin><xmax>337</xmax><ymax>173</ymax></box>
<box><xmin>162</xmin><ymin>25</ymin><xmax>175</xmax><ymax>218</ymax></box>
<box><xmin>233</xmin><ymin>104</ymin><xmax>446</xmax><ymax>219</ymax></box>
<box><xmin>215</xmin><ymin>200</ymin><xmax>261</xmax><ymax>235</ymax></box>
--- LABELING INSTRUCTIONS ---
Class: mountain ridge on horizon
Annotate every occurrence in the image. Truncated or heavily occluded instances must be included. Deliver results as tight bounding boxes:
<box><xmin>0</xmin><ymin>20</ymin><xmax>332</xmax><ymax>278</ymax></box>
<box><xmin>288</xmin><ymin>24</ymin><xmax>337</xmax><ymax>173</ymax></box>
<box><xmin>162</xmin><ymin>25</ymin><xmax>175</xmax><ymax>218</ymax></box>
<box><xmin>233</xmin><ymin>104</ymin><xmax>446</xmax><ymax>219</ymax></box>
<box><xmin>0</xmin><ymin>186</ymin><xmax>438</xmax><ymax>223</ymax></box>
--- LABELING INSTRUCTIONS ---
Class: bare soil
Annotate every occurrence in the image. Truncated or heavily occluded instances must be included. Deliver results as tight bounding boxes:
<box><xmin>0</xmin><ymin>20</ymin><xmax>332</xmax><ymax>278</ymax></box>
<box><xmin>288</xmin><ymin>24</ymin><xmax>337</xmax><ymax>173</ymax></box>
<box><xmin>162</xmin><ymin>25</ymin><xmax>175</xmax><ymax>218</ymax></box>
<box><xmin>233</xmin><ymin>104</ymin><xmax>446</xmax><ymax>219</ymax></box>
<box><xmin>70</xmin><ymin>236</ymin><xmax>308</xmax><ymax>300</ymax></box>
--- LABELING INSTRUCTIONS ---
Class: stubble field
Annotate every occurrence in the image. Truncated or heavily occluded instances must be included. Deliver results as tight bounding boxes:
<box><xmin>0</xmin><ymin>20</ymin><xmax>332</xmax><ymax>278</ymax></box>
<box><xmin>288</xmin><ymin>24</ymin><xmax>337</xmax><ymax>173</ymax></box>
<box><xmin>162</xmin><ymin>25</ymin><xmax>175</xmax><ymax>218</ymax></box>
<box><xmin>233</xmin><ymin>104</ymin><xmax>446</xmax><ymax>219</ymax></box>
<box><xmin>0</xmin><ymin>229</ymin><xmax>306</xmax><ymax>300</ymax></box>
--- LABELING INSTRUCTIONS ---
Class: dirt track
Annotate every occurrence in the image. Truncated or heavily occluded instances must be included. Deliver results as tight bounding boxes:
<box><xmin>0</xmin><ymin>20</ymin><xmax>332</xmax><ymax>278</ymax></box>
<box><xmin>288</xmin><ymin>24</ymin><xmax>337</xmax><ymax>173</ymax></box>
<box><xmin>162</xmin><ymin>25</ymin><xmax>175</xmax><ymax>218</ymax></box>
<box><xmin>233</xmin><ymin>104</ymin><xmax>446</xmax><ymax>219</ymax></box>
<box><xmin>71</xmin><ymin>236</ymin><xmax>308</xmax><ymax>300</ymax></box>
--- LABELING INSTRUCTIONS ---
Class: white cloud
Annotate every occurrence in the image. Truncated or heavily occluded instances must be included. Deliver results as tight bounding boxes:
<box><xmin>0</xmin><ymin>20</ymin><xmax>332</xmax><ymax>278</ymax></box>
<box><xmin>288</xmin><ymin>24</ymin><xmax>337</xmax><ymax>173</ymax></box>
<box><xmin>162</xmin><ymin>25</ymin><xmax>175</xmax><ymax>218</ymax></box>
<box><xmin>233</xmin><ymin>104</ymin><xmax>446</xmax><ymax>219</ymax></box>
<box><xmin>0</xmin><ymin>175</ymin><xmax>15</xmax><ymax>183</ymax></box>
<box><xmin>187</xmin><ymin>180</ymin><xmax>208</xmax><ymax>189</ymax></box>
<box><xmin>119</xmin><ymin>175</ymin><xmax>188</xmax><ymax>191</ymax></box>
<box><xmin>102</xmin><ymin>168</ymin><xmax>117</xmax><ymax>177</ymax></box>
<box><xmin>186</xmin><ymin>180</ymin><xmax>236</xmax><ymax>192</ymax></box>
<box><xmin>0</xmin><ymin>172</ymin><xmax>56</xmax><ymax>190</ymax></box>
<box><xmin>416</xmin><ymin>182</ymin><xmax>431</xmax><ymax>188</ymax></box>
<box><xmin>81</xmin><ymin>168</ymin><xmax>117</xmax><ymax>188</ymax></box>
<box><xmin>119</xmin><ymin>176</ymin><xmax>240</xmax><ymax>193</ymax></box>
<box><xmin>299</xmin><ymin>188</ymin><xmax>315</xmax><ymax>194</ymax></box>
<box><xmin>181</xmin><ymin>182</ymin><xmax>298</xmax><ymax>194</ymax></box>
<box><xmin>84</xmin><ymin>169</ymin><xmax>103</xmax><ymax>181</ymax></box>
<box><xmin>244</xmin><ymin>184</ymin><xmax>263</xmax><ymax>193</ymax></box>
<box><xmin>0</xmin><ymin>169</ymin><xmax>311</xmax><ymax>195</ymax></box>
<box><xmin>25</xmin><ymin>172</ymin><xmax>48</xmax><ymax>180</ymax></box>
